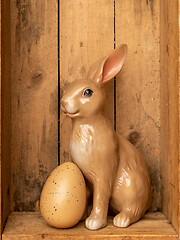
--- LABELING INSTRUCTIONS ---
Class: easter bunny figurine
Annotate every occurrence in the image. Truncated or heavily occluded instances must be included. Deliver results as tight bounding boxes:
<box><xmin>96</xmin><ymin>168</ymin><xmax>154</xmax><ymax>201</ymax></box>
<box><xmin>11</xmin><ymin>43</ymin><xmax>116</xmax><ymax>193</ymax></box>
<box><xmin>61</xmin><ymin>44</ymin><xmax>152</xmax><ymax>230</ymax></box>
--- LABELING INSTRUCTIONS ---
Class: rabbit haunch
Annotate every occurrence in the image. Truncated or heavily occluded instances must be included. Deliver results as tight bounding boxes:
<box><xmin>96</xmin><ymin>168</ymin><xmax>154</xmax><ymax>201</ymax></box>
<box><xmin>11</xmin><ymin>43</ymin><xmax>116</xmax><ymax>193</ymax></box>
<box><xmin>61</xmin><ymin>44</ymin><xmax>152</xmax><ymax>230</ymax></box>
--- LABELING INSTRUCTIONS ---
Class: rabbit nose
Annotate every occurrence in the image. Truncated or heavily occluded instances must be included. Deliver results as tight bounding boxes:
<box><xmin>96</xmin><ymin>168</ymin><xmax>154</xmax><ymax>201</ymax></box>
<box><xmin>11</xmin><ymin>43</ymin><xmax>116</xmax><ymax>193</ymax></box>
<box><xmin>61</xmin><ymin>97</ymin><xmax>70</xmax><ymax>109</ymax></box>
<box><xmin>61</xmin><ymin>96</ymin><xmax>66</xmax><ymax>106</ymax></box>
<box><xmin>61</xmin><ymin>97</ymin><xmax>67</xmax><ymax>113</ymax></box>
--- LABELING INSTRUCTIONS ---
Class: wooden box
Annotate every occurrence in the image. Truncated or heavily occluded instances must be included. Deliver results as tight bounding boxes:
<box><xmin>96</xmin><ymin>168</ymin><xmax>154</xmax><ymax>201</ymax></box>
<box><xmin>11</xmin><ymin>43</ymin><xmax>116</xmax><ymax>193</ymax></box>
<box><xmin>1</xmin><ymin>0</ymin><xmax>179</xmax><ymax>239</ymax></box>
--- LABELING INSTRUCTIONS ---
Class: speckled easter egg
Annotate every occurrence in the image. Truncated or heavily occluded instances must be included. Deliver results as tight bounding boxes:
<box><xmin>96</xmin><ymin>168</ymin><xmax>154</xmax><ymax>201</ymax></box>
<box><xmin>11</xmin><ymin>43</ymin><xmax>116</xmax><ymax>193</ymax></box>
<box><xmin>40</xmin><ymin>162</ymin><xmax>86</xmax><ymax>228</ymax></box>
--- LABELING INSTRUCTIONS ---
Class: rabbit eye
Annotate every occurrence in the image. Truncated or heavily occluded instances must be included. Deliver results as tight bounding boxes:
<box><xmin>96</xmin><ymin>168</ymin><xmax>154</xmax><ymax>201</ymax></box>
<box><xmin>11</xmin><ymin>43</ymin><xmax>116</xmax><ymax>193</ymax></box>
<box><xmin>84</xmin><ymin>89</ymin><xmax>93</xmax><ymax>97</ymax></box>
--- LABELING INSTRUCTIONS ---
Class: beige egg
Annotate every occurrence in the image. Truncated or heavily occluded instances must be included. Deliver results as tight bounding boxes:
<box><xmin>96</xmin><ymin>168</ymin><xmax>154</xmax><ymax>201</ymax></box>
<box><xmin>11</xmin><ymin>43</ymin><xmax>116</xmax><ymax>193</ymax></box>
<box><xmin>40</xmin><ymin>162</ymin><xmax>86</xmax><ymax>228</ymax></box>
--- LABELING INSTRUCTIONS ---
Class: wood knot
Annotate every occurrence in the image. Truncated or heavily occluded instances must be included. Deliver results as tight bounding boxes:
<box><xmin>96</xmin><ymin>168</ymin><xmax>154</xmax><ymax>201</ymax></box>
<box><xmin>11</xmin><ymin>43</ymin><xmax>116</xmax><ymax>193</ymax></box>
<box><xmin>128</xmin><ymin>131</ymin><xmax>140</xmax><ymax>145</ymax></box>
<box><xmin>80</xmin><ymin>41</ymin><xmax>83</xmax><ymax>47</ymax></box>
<box><xmin>31</xmin><ymin>71</ymin><xmax>43</xmax><ymax>85</ymax></box>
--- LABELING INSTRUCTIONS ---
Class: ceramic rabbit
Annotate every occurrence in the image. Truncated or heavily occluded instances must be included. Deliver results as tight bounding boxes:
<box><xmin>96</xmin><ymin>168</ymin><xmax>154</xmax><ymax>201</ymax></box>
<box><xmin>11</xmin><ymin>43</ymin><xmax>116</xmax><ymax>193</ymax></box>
<box><xmin>61</xmin><ymin>44</ymin><xmax>152</xmax><ymax>231</ymax></box>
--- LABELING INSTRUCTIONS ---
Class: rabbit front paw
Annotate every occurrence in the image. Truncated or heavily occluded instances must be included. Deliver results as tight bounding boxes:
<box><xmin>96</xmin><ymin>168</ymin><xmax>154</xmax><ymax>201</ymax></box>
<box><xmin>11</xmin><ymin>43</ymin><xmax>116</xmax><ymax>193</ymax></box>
<box><xmin>85</xmin><ymin>213</ymin><xmax>107</xmax><ymax>230</ymax></box>
<box><xmin>113</xmin><ymin>211</ymin><xmax>131</xmax><ymax>228</ymax></box>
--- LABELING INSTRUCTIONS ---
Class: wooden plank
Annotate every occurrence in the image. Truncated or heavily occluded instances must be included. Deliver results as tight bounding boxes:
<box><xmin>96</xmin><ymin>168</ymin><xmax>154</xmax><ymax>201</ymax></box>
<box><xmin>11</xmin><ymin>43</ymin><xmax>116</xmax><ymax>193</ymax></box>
<box><xmin>10</xmin><ymin>0</ymin><xmax>58</xmax><ymax>211</ymax></box>
<box><xmin>115</xmin><ymin>0</ymin><xmax>161</xmax><ymax>212</ymax></box>
<box><xmin>59</xmin><ymin>0</ymin><xmax>114</xmax><ymax>163</ymax></box>
<box><xmin>179</xmin><ymin>0</ymin><xmax>180</xmax><ymax>235</ymax></box>
<box><xmin>160</xmin><ymin>0</ymin><xmax>179</xmax><ymax>232</ymax></box>
<box><xmin>2</xmin><ymin>212</ymin><xmax>178</xmax><ymax>240</ymax></box>
<box><xmin>0</xmin><ymin>0</ymin><xmax>1</xmax><ymax>231</ymax></box>
<box><xmin>1</xmin><ymin>0</ymin><xmax>11</xmax><ymax>232</ymax></box>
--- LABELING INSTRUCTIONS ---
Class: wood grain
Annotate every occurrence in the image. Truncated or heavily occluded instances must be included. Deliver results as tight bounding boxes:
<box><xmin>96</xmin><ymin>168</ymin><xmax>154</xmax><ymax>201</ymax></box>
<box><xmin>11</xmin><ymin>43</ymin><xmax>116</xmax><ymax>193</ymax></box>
<box><xmin>0</xmin><ymin>0</ymin><xmax>1</xmax><ymax>231</ymax></box>
<box><xmin>10</xmin><ymin>0</ymin><xmax>58</xmax><ymax>211</ymax></box>
<box><xmin>1</xmin><ymin>0</ymin><xmax>11</xmax><ymax>232</ymax></box>
<box><xmin>2</xmin><ymin>212</ymin><xmax>178</xmax><ymax>240</ymax></box>
<box><xmin>115</xmin><ymin>0</ymin><xmax>161</xmax><ymax>211</ymax></box>
<box><xmin>179</xmin><ymin>0</ymin><xmax>180</xmax><ymax>235</ymax></box>
<box><xmin>59</xmin><ymin>0</ymin><xmax>115</xmax><ymax>163</ymax></box>
<box><xmin>160</xmin><ymin>0</ymin><xmax>179</xmax><ymax>232</ymax></box>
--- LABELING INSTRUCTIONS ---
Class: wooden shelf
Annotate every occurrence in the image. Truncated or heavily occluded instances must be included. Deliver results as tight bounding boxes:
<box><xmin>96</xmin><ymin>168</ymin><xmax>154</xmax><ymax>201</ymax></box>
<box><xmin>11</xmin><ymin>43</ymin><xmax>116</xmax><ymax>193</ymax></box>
<box><xmin>2</xmin><ymin>212</ymin><xmax>178</xmax><ymax>240</ymax></box>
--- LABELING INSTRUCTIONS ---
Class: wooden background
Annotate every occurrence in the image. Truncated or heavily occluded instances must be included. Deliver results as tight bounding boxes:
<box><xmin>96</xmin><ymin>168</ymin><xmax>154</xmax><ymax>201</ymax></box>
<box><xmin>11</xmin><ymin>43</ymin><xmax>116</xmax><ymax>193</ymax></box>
<box><xmin>9</xmin><ymin>0</ymin><xmax>167</xmax><ymax>215</ymax></box>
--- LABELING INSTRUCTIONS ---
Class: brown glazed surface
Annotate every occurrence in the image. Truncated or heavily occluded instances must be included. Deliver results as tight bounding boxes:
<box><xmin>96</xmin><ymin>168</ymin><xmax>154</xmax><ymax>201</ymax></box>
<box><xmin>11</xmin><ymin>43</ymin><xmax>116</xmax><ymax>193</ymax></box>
<box><xmin>61</xmin><ymin>44</ymin><xmax>152</xmax><ymax>230</ymax></box>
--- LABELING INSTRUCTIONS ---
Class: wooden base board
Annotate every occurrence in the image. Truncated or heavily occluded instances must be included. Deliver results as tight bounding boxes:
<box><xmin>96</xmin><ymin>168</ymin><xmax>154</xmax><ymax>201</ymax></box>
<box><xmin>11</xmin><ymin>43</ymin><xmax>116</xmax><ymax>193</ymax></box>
<box><xmin>2</xmin><ymin>212</ymin><xmax>178</xmax><ymax>240</ymax></box>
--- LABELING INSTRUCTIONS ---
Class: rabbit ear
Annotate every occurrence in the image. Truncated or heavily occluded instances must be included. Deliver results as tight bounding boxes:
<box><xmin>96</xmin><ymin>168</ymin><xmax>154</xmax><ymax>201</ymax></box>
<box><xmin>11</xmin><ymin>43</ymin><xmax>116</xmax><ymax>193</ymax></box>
<box><xmin>87</xmin><ymin>57</ymin><xmax>107</xmax><ymax>83</ymax></box>
<box><xmin>87</xmin><ymin>44</ymin><xmax>127</xmax><ymax>85</ymax></box>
